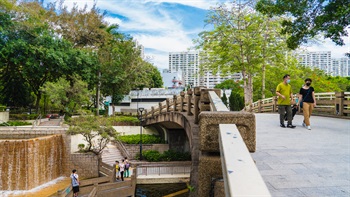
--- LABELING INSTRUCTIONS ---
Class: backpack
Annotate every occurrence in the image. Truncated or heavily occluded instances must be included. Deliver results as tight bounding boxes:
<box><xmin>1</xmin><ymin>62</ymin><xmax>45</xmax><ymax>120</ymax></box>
<box><xmin>125</xmin><ymin>163</ymin><xmax>130</xmax><ymax>169</ymax></box>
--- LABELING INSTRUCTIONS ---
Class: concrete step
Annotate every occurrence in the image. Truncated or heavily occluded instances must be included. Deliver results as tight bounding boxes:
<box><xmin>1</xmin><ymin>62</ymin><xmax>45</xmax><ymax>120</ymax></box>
<box><xmin>101</xmin><ymin>143</ymin><xmax>125</xmax><ymax>166</ymax></box>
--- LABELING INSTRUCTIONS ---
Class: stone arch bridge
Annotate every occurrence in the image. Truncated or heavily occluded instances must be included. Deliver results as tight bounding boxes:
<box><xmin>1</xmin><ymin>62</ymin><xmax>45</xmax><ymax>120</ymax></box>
<box><xmin>140</xmin><ymin>87</ymin><xmax>258</xmax><ymax>196</ymax></box>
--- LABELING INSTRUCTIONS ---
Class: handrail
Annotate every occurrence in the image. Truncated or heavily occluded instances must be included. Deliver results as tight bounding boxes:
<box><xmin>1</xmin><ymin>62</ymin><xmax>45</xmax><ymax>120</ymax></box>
<box><xmin>137</xmin><ymin>163</ymin><xmax>191</xmax><ymax>176</ymax></box>
<box><xmin>219</xmin><ymin>124</ymin><xmax>271</xmax><ymax>196</ymax></box>
<box><xmin>246</xmin><ymin>92</ymin><xmax>349</xmax><ymax>116</ymax></box>
<box><xmin>32</xmin><ymin>114</ymin><xmax>42</xmax><ymax>128</ymax></box>
<box><xmin>112</xmin><ymin>139</ymin><xmax>131</xmax><ymax>159</ymax></box>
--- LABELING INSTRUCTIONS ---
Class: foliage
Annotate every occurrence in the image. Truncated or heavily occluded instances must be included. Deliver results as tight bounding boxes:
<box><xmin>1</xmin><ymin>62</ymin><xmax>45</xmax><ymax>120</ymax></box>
<box><xmin>194</xmin><ymin>2</ymin><xmax>295</xmax><ymax>105</ymax></box>
<box><xmin>256</xmin><ymin>0</ymin><xmax>350</xmax><ymax>53</ymax></box>
<box><xmin>221</xmin><ymin>93</ymin><xmax>228</xmax><ymax>107</ymax></box>
<box><xmin>252</xmin><ymin>63</ymin><xmax>350</xmax><ymax>101</ymax></box>
<box><xmin>67</xmin><ymin>116</ymin><xmax>117</xmax><ymax>155</ymax></box>
<box><xmin>0</xmin><ymin>106</ymin><xmax>6</xmax><ymax>111</ymax></box>
<box><xmin>10</xmin><ymin>114</ymin><xmax>39</xmax><ymax>120</ymax></box>
<box><xmin>117</xmin><ymin>134</ymin><xmax>165</xmax><ymax>144</ymax></box>
<box><xmin>137</xmin><ymin>149</ymin><xmax>191</xmax><ymax>162</ymax></box>
<box><xmin>215</xmin><ymin>79</ymin><xmax>244</xmax><ymax>96</ymax></box>
<box><xmin>78</xmin><ymin>144</ymin><xmax>85</xmax><ymax>152</ymax></box>
<box><xmin>229</xmin><ymin>92</ymin><xmax>244</xmax><ymax>111</ymax></box>
<box><xmin>41</xmin><ymin>75</ymin><xmax>93</xmax><ymax>114</ymax></box>
<box><xmin>0</xmin><ymin>121</ymin><xmax>32</xmax><ymax>126</ymax></box>
<box><xmin>107</xmin><ymin>116</ymin><xmax>140</xmax><ymax>125</ymax></box>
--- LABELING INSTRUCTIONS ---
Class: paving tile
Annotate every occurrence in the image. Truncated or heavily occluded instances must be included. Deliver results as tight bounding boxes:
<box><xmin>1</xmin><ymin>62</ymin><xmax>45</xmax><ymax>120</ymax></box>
<box><xmin>298</xmin><ymin>186</ymin><xmax>350</xmax><ymax>197</ymax></box>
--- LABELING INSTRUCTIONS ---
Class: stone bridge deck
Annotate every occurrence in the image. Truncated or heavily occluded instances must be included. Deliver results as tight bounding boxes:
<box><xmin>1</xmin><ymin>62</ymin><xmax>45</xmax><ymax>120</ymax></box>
<box><xmin>252</xmin><ymin>113</ymin><xmax>350</xmax><ymax>196</ymax></box>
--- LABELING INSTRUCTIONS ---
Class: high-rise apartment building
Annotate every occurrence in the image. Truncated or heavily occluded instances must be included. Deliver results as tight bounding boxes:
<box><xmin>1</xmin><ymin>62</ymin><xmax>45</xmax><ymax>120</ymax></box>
<box><xmin>199</xmin><ymin>71</ymin><xmax>242</xmax><ymax>89</ymax></box>
<box><xmin>169</xmin><ymin>51</ymin><xmax>200</xmax><ymax>86</ymax></box>
<box><xmin>297</xmin><ymin>51</ymin><xmax>349</xmax><ymax>77</ymax></box>
<box><xmin>169</xmin><ymin>51</ymin><xmax>243</xmax><ymax>88</ymax></box>
<box><xmin>332</xmin><ymin>58</ymin><xmax>350</xmax><ymax>77</ymax></box>
<box><xmin>298</xmin><ymin>51</ymin><xmax>332</xmax><ymax>74</ymax></box>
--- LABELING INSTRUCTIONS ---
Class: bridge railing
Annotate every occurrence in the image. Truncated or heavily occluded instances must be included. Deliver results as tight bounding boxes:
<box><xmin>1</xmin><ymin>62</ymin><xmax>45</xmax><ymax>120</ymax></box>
<box><xmin>209</xmin><ymin>91</ymin><xmax>271</xmax><ymax>196</ymax></box>
<box><xmin>137</xmin><ymin>163</ymin><xmax>191</xmax><ymax>176</ymax></box>
<box><xmin>246</xmin><ymin>92</ymin><xmax>350</xmax><ymax>117</ymax></box>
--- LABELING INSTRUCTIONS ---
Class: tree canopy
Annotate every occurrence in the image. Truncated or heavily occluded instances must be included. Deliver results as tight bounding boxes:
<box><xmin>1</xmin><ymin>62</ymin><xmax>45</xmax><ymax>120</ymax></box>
<box><xmin>256</xmin><ymin>0</ymin><xmax>350</xmax><ymax>52</ymax></box>
<box><xmin>0</xmin><ymin>0</ymin><xmax>163</xmax><ymax>113</ymax></box>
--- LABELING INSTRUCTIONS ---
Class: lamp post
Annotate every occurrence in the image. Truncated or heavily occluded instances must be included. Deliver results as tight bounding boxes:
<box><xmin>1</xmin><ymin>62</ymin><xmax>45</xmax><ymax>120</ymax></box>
<box><xmin>138</xmin><ymin>107</ymin><xmax>144</xmax><ymax>160</ymax></box>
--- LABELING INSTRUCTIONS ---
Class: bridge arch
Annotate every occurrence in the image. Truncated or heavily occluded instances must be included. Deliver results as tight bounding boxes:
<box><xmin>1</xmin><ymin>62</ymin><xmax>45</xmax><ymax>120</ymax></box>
<box><xmin>143</xmin><ymin>111</ymin><xmax>199</xmax><ymax>187</ymax></box>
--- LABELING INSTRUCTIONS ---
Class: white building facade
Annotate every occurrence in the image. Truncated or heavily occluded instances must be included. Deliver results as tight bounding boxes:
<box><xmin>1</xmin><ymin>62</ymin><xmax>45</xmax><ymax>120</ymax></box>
<box><xmin>297</xmin><ymin>51</ymin><xmax>350</xmax><ymax>77</ymax></box>
<box><xmin>298</xmin><ymin>51</ymin><xmax>332</xmax><ymax>74</ymax></box>
<box><xmin>169</xmin><ymin>51</ymin><xmax>200</xmax><ymax>87</ymax></box>
<box><xmin>332</xmin><ymin>58</ymin><xmax>350</xmax><ymax>77</ymax></box>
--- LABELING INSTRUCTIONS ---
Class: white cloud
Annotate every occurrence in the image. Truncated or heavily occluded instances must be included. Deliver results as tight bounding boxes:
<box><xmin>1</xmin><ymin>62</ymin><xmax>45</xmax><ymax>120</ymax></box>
<box><xmin>306</xmin><ymin>35</ymin><xmax>350</xmax><ymax>59</ymax></box>
<box><xmin>144</xmin><ymin>0</ymin><xmax>222</xmax><ymax>9</ymax></box>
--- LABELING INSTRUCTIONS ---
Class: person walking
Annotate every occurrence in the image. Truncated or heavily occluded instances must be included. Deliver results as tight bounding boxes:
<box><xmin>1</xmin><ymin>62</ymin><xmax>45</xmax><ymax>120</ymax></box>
<box><xmin>298</xmin><ymin>78</ymin><xmax>316</xmax><ymax>130</ymax></box>
<box><xmin>276</xmin><ymin>74</ymin><xmax>296</xmax><ymax>128</ymax></box>
<box><xmin>119</xmin><ymin>159</ymin><xmax>125</xmax><ymax>181</ymax></box>
<box><xmin>124</xmin><ymin>157</ymin><xmax>130</xmax><ymax>178</ymax></box>
<box><xmin>70</xmin><ymin>169</ymin><xmax>80</xmax><ymax>197</ymax></box>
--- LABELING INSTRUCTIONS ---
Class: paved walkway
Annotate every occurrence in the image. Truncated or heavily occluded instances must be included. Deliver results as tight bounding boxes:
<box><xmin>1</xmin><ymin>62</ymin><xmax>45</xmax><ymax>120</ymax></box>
<box><xmin>252</xmin><ymin>113</ymin><xmax>350</xmax><ymax>197</ymax></box>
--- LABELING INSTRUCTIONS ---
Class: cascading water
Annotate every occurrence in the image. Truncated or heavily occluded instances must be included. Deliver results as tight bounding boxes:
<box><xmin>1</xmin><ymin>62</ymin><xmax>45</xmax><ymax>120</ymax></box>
<box><xmin>0</xmin><ymin>135</ymin><xmax>65</xmax><ymax>191</ymax></box>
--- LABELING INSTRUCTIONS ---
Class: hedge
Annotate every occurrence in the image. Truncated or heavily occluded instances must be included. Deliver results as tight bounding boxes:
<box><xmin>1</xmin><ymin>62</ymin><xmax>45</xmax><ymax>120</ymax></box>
<box><xmin>136</xmin><ymin>149</ymin><xmax>191</xmax><ymax>162</ymax></box>
<box><xmin>10</xmin><ymin>114</ymin><xmax>39</xmax><ymax>120</ymax></box>
<box><xmin>117</xmin><ymin>134</ymin><xmax>165</xmax><ymax>144</ymax></box>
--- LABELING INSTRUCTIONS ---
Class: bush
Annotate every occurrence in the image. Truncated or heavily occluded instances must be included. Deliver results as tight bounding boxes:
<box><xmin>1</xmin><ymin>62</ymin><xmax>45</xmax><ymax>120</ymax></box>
<box><xmin>10</xmin><ymin>114</ymin><xmax>39</xmax><ymax>120</ymax></box>
<box><xmin>117</xmin><ymin>134</ymin><xmax>165</xmax><ymax>144</ymax></box>
<box><xmin>108</xmin><ymin>116</ymin><xmax>140</xmax><ymax>126</ymax></box>
<box><xmin>137</xmin><ymin>150</ymin><xmax>192</xmax><ymax>162</ymax></box>
<box><xmin>0</xmin><ymin>121</ymin><xmax>32</xmax><ymax>126</ymax></box>
<box><xmin>142</xmin><ymin>150</ymin><xmax>163</xmax><ymax>162</ymax></box>
<box><xmin>0</xmin><ymin>106</ymin><xmax>6</xmax><ymax>111</ymax></box>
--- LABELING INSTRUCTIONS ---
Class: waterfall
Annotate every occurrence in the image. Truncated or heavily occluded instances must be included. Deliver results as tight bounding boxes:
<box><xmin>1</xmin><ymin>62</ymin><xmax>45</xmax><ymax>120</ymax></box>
<box><xmin>0</xmin><ymin>135</ymin><xmax>65</xmax><ymax>191</ymax></box>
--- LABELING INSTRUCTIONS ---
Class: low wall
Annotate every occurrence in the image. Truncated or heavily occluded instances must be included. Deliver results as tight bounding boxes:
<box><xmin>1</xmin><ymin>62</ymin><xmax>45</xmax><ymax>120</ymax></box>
<box><xmin>69</xmin><ymin>153</ymin><xmax>99</xmax><ymax>179</ymax></box>
<box><xmin>113</xmin><ymin>126</ymin><xmax>158</xmax><ymax>136</ymax></box>
<box><xmin>0</xmin><ymin>111</ymin><xmax>9</xmax><ymax>122</ymax></box>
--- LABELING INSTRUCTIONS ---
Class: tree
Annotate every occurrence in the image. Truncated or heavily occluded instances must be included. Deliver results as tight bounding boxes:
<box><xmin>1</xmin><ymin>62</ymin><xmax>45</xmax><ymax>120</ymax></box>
<box><xmin>221</xmin><ymin>92</ymin><xmax>228</xmax><ymax>107</ymax></box>
<box><xmin>41</xmin><ymin>75</ymin><xmax>93</xmax><ymax>114</ymax></box>
<box><xmin>256</xmin><ymin>0</ymin><xmax>350</xmax><ymax>53</ymax></box>
<box><xmin>229</xmin><ymin>91</ymin><xmax>244</xmax><ymax>111</ymax></box>
<box><xmin>67</xmin><ymin>116</ymin><xmax>117</xmax><ymax>155</ymax></box>
<box><xmin>195</xmin><ymin>2</ymin><xmax>292</xmax><ymax>106</ymax></box>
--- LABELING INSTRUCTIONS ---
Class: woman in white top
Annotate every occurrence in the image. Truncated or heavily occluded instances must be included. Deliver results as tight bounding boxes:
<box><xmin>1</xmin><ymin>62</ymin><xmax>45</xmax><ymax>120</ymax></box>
<box><xmin>119</xmin><ymin>159</ymin><xmax>125</xmax><ymax>181</ymax></box>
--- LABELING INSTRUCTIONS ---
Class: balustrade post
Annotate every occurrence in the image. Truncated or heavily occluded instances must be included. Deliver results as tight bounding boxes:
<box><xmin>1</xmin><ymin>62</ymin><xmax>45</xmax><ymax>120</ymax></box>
<box><xmin>180</xmin><ymin>91</ymin><xmax>185</xmax><ymax>112</ymax></box>
<box><xmin>166</xmin><ymin>98</ymin><xmax>170</xmax><ymax>112</ymax></box>
<box><xmin>159</xmin><ymin>102</ymin><xmax>162</xmax><ymax>114</ymax></box>
<box><xmin>187</xmin><ymin>89</ymin><xmax>193</xmax><ymax>116</ymax></box>
<box><xmin>335</xmin><ymin>92</ymin><xmax>345</xmax><ymax>116</ymax></box>
<box><xmin>194</xmin><ymin>87</ymin><xmax>201</xmax><ymax>123</ymax></box>
<box><xmin>173</xmin><ymin>95</ymin><xmax>177</xmax><ymax>112</ymax></box>
<box><xmin>151</xmin><ymin>106</ymin><xmax>154</xmax><ymax>116</ymax></box>
<box><xmin>258</xmin><ymin>99</ymin><xmax>262</xmax><ymax>113</ymax></box>
<box><xmin>272</xmin><ymin>96</ymin><xmax>277</xmax><ymax>112</ymax></box>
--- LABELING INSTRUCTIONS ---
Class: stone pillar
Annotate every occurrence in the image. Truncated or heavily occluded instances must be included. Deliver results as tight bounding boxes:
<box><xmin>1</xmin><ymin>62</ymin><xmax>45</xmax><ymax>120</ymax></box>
<box><xmin>173</xmin><ymin>95</ymin><xmax>177</xmax><ymax>112</ymax></box>
<box><xmin>196</xmin><ymin>111</ymin><xmax>256</xmax><ymax>196</ymax></box>
<box><xmin>180</xmin><ymin>91</ymin><xmax>185</xmax><ymax>112</ymax></box>
<box><xmin>335</xmin><ymin>92</ymin><xmax>345</xmax><ymax>115</ymax></box>
<box><xmin>194</xmin><ymin>87</ymin><xmax>201</xmax><ymax>124</ymax></box>
<box><xmin>187</xmin><ymin>89</ymin><xmax>193</xmax><ymax>116</ymax></box>
<box><xmin>151</xmin><ymin>106</ymin><xmax>154</xmax><ymax>116</ymax></box>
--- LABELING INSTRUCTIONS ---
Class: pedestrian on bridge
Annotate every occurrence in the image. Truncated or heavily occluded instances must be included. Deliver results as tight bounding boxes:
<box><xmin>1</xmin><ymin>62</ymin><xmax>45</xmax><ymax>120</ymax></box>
<box><xmin>276</xmin><ymin>74</ymin><xmax>296</xmax><ymax>128</ymax></box>
<box><xmin>298</xmin><ymin>78</ymin><xmax>316</xmax><ymax>130</ymax></box>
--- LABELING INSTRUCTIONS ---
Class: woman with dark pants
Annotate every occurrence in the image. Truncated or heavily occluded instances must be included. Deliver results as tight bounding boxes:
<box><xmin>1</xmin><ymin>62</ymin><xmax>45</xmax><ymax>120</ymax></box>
<box><xmin>298</xmin><ymin>78</ymin><xmax>317</xmax><ymax>130</ymax></box>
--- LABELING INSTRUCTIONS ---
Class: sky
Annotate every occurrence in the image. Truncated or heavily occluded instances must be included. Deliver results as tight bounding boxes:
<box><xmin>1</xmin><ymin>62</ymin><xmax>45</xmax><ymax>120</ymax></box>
<box><xmin>46</xmin><ymin>0</ymin><xmax>350</xmax><ymax>70</ymax></box>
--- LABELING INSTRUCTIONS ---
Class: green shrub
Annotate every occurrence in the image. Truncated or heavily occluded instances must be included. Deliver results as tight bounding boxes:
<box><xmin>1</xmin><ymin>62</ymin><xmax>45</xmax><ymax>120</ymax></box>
<box><xmin>137</xmin><ymin>149</ymin><xmax>191</xmax><ymax>162</ymax></box>
<box><xmin>78</xmin><ymin>144</ymin><xmax>85</xmax><ymax>152</ymax></box>
<box><xmin>142</xmin><ymin>150</ymin><xmax>163</xmax><ymax>162</ymax></box>
<box><xmin>117</xmin><ymin>134</ymin><xmax>165</xmax><ymax>144</ymax></box>
<box><xmin>0</xmin><ymin>121</ymin><xmax>32</xmax><ymax>126</ymax></box>
<box><xmin>0</xmin><ymin>106</ymin><xmax>6</xmax><ymax>111</ymax></box>
<box><xmin>107</xmin><ymin>116</ymin><xmax>140</xmax><ymax>126</ymax></box>
<box><xmin>9</xmin><ymin>114</ymin><xmax>39</xmax><ymax>120</ymax></box>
